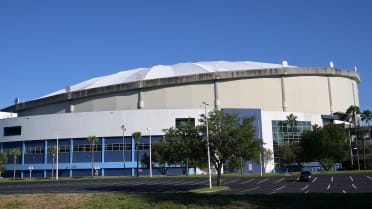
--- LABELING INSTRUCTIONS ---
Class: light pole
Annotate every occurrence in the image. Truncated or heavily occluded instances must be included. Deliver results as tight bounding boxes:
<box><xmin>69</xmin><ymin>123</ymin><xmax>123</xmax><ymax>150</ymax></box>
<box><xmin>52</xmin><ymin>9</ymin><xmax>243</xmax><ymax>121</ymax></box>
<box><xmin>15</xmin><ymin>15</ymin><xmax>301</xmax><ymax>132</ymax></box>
<box><xmin>203</xmin><ymin>102</ymin><xmax>212</xmax><ymax>189</ymax></box>
<box><xmin>56</xmin><ymin>136</ymin><xmax>59</xmax><ymax>180</ymax></box>
<box><xmin>147</xmin><ymin>128</ymin><xmax>152</xmax><ymax>177</ymax></box>
<box><xmin>121</xmin><ymin>125</ymin><xmax>126</xmax><ymax>175</ymax></box>
<box><xmin>353</xmin><ymin>147</ymin><xmax>361</xmax><ymax>171</ymax></box>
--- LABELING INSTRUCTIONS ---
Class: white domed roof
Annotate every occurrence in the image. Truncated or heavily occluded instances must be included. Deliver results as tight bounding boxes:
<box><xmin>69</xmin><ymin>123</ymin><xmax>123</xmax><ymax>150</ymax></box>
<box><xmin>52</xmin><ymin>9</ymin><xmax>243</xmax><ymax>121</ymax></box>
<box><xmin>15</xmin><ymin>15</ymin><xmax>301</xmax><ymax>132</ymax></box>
<box><xmin>43</xmin><ymin>60</ymin><xmax>292</xmax><ymax>98</ymax></box>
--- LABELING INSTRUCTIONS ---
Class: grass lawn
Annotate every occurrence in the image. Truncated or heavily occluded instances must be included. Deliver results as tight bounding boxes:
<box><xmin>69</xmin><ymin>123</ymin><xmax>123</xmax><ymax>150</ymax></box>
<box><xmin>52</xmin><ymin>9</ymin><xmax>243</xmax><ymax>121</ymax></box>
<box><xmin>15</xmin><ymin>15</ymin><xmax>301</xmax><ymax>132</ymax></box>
<box><xmin>1</xmin><ymin>193</ymin><xmax>372</xmax><ymax>209</ymax></box>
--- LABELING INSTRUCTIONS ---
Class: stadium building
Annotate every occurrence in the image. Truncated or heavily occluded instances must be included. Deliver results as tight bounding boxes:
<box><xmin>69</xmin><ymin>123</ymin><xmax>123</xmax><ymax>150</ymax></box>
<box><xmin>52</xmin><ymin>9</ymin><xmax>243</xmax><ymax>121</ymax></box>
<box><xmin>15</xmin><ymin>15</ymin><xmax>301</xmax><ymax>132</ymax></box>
<box><xmin>0</xmin><ymin>61</ymin><xmax>360</xmax><ymax>177</ymax></box>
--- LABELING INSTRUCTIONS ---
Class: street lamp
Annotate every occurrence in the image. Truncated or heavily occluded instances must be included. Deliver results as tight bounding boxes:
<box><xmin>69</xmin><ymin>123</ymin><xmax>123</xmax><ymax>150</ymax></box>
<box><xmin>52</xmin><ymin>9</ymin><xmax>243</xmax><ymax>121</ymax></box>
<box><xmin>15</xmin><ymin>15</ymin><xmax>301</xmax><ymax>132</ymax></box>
<box><xmin>121</xmin><ymin>125</ymin><xmax>126</xmax><ymax>175</ymax></box>
<box><xmin>56</xmin><ymin>136</ymin><xmax>59</xmax><ymax>180</ymax></box>
<box><xmin>353</xmin><ymin>147</ymin><xmax>361</xmax><ymax>170</ymax></box>
<box><xmin>147</xmin><ymin>128</ymin><xmax>152</xmax><ymax>177</ymax></box>
<box><xmin>202</xmin><ymin>102</ymin><xmax>212</xmax><ymax>189</ymax></box>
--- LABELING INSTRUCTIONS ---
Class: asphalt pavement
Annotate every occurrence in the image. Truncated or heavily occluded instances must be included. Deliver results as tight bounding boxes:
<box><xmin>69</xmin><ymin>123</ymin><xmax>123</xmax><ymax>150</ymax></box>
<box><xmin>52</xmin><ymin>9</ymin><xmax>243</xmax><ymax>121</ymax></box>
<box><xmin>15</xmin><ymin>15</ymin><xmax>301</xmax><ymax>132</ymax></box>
<box><xmin>1</xmin><ymin>173</ymin><xmax>372</xmax><ymax>194</ymax></box>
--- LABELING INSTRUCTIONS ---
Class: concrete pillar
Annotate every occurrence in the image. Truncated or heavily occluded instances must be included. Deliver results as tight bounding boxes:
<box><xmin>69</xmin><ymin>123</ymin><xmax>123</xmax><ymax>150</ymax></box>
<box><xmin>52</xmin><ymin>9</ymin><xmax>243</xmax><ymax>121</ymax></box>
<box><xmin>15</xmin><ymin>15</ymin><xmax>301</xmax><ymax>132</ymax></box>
<box><xmin>281</xmin><ymin>76</ymin><xmax>287</xmax><ymax>112</ymax></box>
<box><xmin>214</xmin><ymin>79</ymin><xmax>221</xmax><ymax>110</ymax></box>
<box><xmin>327</xmin><ymin>76</ymin><xmax>334</xmax><ymax>114</ymax></box>
<box><xmin>138</xmin><ymin>90</ymin><xmax>144</xmax><ymax>109</ymax></box>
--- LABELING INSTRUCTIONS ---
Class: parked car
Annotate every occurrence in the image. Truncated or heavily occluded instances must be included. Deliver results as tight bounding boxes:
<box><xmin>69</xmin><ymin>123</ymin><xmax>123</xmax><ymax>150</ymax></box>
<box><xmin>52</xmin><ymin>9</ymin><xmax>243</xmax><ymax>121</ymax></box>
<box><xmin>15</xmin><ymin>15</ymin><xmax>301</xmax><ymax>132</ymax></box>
<box><xmin>299</xmin><ymin>171</ymin><xmax>312</xmax><ymax>182</ymax></box>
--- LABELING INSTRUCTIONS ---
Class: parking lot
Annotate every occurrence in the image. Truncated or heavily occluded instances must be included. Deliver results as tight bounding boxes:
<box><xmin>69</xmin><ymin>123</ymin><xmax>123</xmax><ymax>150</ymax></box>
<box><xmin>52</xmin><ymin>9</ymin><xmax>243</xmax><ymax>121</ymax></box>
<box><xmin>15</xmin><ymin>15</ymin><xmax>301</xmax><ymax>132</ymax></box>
<box><xmin>1</xmin><ymin>173</ymin><xmax>372</xmax><ymax>194</ymax></box>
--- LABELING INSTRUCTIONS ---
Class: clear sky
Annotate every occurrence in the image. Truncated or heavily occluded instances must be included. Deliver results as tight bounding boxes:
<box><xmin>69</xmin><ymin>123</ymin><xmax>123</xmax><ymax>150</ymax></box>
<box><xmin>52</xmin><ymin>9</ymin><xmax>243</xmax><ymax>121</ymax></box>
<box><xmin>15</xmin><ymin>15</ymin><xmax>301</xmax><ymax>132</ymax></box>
<box><xmin>1</xmin><ymin>0</ymin><xmax>371</xmax><ymax>112</ymax></box>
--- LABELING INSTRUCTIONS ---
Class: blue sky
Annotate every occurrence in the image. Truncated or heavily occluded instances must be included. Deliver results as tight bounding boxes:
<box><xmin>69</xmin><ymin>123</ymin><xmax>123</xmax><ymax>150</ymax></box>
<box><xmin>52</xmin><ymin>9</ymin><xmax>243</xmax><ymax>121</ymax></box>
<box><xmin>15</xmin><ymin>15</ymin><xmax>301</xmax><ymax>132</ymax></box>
<box><xmin>1</xmin><ymin>0</ymin><xmax>371</xmax><ymax>112</ymax></box>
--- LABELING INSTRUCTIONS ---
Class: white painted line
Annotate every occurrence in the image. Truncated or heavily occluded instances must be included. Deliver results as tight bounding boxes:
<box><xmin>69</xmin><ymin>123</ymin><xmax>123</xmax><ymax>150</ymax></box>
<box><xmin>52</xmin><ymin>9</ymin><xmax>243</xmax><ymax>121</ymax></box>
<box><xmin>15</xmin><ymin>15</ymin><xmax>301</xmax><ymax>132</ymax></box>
<box><xmin>352</xmin><ymin>184</ymin><xmax>358</xmax><ymax>189</ymax></box>
<box><xmin>312</xmin><ymin>177</ymin><xmax>318</xmax><ymax>183</ymax></box>
<box><xmin>367</xmin><ymin>176</ymin><xmax>372</xmax><ymax>180</ymax></box>
<box><xmin>274</xmin><ymin>178</ymin><xmax>285</xmax><ymax>184</ymax></box>
<box><xmin>304</xmin><ymin>191</ymin><xmax>309</xmax><ymax>194</ymax></box>
<box><xmin>273</xmin><ymin>185</ymin><xmax>286</xmax><ymax>192</ymax></box>
<box><xmin>300</xmin><ymin>185</ymin><xmax>310</xmax><ymax>191</ymax></box>
<box><xmin>256</xmin><ymin>178</ymin><xmax>269</xmax><ymax>184</ymax></box>
<box><xmin>326</xmin><ymin>184</ymin><xmax>331</xmax><ymax>190</ymax></box>
<box><xmin>331</xmin><ymin>176</ymin><xmax>334</xmax><ymax>182</ymax></box>
<box><xmin>240</xmin><ymin>178</ymin><xmax>255</xmax><ymax>184</ymax></box>
<box><xmin>342</xmin><ymin>190</ymin><xmax>347</xmax><ymax>193</ymax></box>
<box><xmin>242</xmin><ymin>186</ymin><xmax>260</xmax><ymax>192</ymax></box>
<box><xmin>349</xmin><ymin>176</ymin><xmax>354</xmax><ymax>182</ymax></box>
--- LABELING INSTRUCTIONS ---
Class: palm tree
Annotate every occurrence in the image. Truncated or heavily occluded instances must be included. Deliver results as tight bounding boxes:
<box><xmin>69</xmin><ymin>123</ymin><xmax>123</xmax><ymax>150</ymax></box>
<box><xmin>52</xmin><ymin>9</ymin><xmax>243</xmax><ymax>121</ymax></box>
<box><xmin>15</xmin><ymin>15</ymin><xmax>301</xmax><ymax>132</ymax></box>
<box><xmin>10</xmin><ymin>149</ymin><xmax>21</xmax><ymax>180</ymax></box>
<box><xmin>361</xmin><ymin>109</ymin><xmax>372</xmax><ymax>169</ymax></box>
<box><xmin>48</xmin><ymin>146</ymin><xmax>57</xmax><ymax>179</ymax></box>
<box><xmin>87</xmin><ymin>136</ymin><xmax>99</xmax><ymax>177</ymax></box>
<box><xmin>132</xmin><ymin>132</ymin><xmax>142</xmax><ymax>177</ymax></box>
<box><xmin>346</xmin><ymin>105</ymin><xmax>361</xmax><ymax>170</ymax></box>
<box><xmin>286</xmin><ymin>114</ymin><xmax>298</xmax><ymax>143</ymax></box>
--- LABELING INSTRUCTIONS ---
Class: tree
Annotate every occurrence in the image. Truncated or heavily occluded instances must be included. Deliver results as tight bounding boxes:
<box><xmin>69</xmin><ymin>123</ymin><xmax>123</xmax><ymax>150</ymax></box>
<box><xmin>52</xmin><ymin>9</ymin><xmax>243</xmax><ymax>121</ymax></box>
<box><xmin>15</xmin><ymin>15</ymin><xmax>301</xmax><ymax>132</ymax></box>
<box><xmin>48</xmin><ymin>146</ymin><xmax>58</xmax><ymax>179</ymax></box>
<box><xmin>0</xmin><ymin>151</ymin><xmax>8</xmax><ymax>178</ymax></box>
<box><xmin>87</xmin><ymin>136</ymin><xmax>99</xmax><ymax>177</ymax></box>
<box><xmin>162</xmin><ymin>123</ymin><xmax>206</xmax><ymax>176</ymax></box>
<box><xmin>286</xmin><ymin>113</ymin><xmax>298</xmax><ymax>142</ymax></box>
<box><xmin>361</xmin><ymin>109</ymin><xmax>372</xmax><ymax>169</ymax></box>
<box><xmin>151</xmin><ymin>140</ymin><xmax>171</xmax><ymax>175</ymax></box>
<box><xmin>132</xmin><ymin>132</ymin><xmax>141</xmax><ymax>177</ymax></box>
<box><xmin>277</xmin><ymin>142</ymin><xmax>300</xmax><ymax>172</ymax></box>
<box><xmin>346</xmin><ymin>105</ymin><xmax>361</xmax><ymax>170</ymax></box>
<box><xmin>300</xmin><ymin>124</ymin><xmax>349</xmax><ymax>170</ymax></box>
<box><xmin>10</xmin><ymin>149</ymin><xmax>21</xmax><ymax>180</ymax></box>
<box><xmin>198</xmin><ymin>110</ymin><xmax>260</xmax><ymax>186</ymax></box>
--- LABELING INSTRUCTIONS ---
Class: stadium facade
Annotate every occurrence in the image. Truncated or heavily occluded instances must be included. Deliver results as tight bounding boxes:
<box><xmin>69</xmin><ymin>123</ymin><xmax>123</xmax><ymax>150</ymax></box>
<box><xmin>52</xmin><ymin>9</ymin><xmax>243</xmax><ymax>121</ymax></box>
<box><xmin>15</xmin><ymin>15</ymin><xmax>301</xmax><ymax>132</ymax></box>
<box><xmin>0</xmin><ymin>61</ymin><xmax>360</xmax><ymax>177</ymax></box>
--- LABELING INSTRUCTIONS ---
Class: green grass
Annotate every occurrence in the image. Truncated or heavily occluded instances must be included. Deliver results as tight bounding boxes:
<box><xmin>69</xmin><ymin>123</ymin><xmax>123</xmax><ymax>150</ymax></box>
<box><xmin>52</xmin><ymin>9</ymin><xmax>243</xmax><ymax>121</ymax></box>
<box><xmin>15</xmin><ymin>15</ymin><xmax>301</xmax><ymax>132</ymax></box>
<box><xmin>189</xmin><ymin>186</ymin><xmax>229</xmax><ymax>193</ymax></box>
<box><xmin>85</xmin><ymin>193</ymin><xmax>372</xmax><ymax>209</ymax></box>
<box><xmin>1</xmin><ymin>192</ymin><xmax>372</xmax><ymax>208</ymax></box>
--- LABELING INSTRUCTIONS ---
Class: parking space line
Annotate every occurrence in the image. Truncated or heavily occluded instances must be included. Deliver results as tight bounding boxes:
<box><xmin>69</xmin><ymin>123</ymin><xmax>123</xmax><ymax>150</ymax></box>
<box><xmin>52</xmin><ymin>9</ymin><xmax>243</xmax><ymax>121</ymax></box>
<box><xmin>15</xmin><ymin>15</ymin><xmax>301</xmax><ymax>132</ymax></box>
<box><xmin>311</xmin><ymin>177</ymin><xmax>317</xmax><ymax>183</ymax></box>
<box><xmin>274</xmin><ymin>178</ymin><xmax>285</xmax><ymax>184</ymax></box>
<box><xmin>349</xmin><ymin>176</ymin><xmax>354</xmax><ymax>182</ymax></box>
<box><xmin>331</xmin><ymin>176</ymin><xmax>334</xmax><ymax>182</ymax></box>
<box><xmin>367</xmin><ymin>176</ymin><xmax>372</xmax><ymax>180</ymax></box>
<box><xmin>273</xmin><ymin>185</ymin><xmax>286</xmax><ymax>192</ymax></box>
<box><xmin>300</xmin><ymin>185</ymin><xmax>309</xmax><ymax>191</ymax></box>
<box><xmin>240</xmin><ymin>178</ymin><xmax>255</xmax><ymax>184</ymax></box>
<box><xmin>342</xmin><ymin>190</ymin><xmax>347</xmax><ymax>193</ymax></box>
<box><xmin>352</xmin><ymin>184</ymin><xmax>358</xmax><ymax>189</ymax></box>
<box><xmin>242</xmin><ymin>186</ymin><xmax>260</xmax><ymax>193</ymax></box>
<box><xmin>256</xmin><ymin>178</ymin><xmax>269</xmax><ymax>184</ymax></box>
<box><xmin>326</xmin><ymin>184</ymin><xmax>331</xmax><ymax>190</ymax></box>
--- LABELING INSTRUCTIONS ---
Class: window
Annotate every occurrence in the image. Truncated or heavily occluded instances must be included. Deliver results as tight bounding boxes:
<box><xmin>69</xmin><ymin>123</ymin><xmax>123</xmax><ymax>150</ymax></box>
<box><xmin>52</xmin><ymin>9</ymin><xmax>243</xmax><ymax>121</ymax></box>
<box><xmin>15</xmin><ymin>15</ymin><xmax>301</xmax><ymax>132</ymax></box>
<box><xmin>73</xmin><ymin>144</ymin><xmax>101</xmax><ymax>152</ymax></box>
<box><xmin>175</xmin><ymin>118</ymin><xmax>195</xmax><ymax>128</ymax></box>
<box><xmin>105</xmin><ymin>143</ymin><xmax>131</xmax><ymax>151</ymax></box>
<box><xmin>25</xmin><ymin>146</ymin><xmax>45</xmax><ymax>154</ymax></box>
<box><xmin>4</xmin><ymin>126</ymin><xmax>21</xmax><ymax>136</ymax></box>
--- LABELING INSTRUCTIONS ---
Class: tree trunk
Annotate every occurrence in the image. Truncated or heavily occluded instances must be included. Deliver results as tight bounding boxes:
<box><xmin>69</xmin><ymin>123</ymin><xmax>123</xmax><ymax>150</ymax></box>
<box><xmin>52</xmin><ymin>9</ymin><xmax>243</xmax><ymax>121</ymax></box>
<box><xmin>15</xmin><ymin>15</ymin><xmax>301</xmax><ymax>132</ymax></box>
<box><xmin>363</xmin><ymin>138</ymin><xmax>367</xmax><ymax>170</ymax></box>
<box><xmin>91</xmin><ymin>147</ymin><xmax>94</xmax><ymax>177</ymax></box>
<box><xmin>216</xmin><ymin>163</ymin><xmax>223</xmax><ymax>186</ymax></box>
<box><xmin>13</xmin><ymin>157</ymin><xmax>16</xmax><ymax>180</ymax></box>
<box><xmin>186</xmin><ymin>159</ymin><xmax>189</xmax><ymax>176</ymax></box>
<box><xmin>136</xmin><ymin>148</ymin><xmax>139</xmax><ymax>177</ymax></box>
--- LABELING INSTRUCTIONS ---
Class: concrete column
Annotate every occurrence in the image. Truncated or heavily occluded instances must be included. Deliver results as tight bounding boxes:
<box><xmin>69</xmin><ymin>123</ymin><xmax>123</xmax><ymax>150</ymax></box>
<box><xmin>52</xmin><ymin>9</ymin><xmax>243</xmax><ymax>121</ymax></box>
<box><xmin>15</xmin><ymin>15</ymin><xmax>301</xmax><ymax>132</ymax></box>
<box><xmin>214</xmin><ymin>79</ymin><xmax>221</xmax><ymax>110</ymax></box>
<box><xmin>327</xmin><ymin>76</ymin><xmax>334</xmax><ymax>114</ymax></box>
<box><xmin>352</xmin><ymin>81</ymin><xmax>356</xmax><ymax>106</ymax></box>
<box><xmin>138</xmin><ymin>90</ymin><xmax>144</xmax><ymax>109</ymax></box>
<box><xmin>281</xmin><ymin>76</ymin><xmax>287</xmax><ymax>112</ymax></box>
